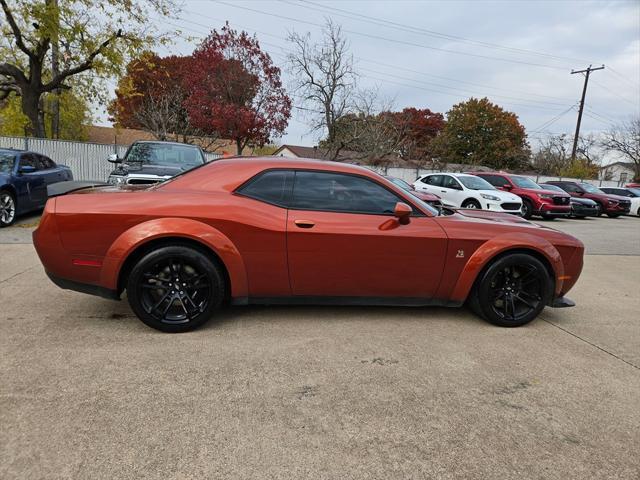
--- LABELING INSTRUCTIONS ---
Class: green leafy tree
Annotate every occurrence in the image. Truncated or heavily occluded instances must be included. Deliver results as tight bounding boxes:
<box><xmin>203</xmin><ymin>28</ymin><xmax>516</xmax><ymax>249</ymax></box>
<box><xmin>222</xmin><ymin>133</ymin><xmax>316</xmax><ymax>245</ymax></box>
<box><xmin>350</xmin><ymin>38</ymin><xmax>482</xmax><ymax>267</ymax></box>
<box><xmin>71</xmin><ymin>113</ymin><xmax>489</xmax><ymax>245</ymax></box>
<box><xmin>0</xmin><ymin>90</ymin><xmax>92</xmax><ymax>140</ymax></box>
<box><xmin>0</xmin><ymin>0</ymin><xmax>177</xmax><ymax>138</ymax></box>
<box><xmin>431</xmin><ymin>97</ymin><xmax>530</xmax><ymax>169</ymax></box>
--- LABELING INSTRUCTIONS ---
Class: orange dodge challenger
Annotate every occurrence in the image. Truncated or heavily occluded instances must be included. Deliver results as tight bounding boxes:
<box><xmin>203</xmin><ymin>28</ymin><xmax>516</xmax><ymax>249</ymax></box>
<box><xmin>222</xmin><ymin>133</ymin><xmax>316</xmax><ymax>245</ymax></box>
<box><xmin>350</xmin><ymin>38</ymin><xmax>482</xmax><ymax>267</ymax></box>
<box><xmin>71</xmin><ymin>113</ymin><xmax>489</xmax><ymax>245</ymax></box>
<box><xmin>33</xmin><ymin>158</ymin><xmax>584</xmax><ymax>333</ymax></box>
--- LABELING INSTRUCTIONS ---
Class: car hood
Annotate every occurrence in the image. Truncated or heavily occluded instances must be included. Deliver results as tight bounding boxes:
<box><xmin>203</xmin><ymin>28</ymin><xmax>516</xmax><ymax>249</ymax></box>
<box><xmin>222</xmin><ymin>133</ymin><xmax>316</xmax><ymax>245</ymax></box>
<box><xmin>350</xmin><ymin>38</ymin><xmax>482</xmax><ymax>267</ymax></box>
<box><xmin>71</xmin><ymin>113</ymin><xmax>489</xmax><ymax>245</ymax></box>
<box><xmin>446</xmin><ymin>207</ymin><xmax>531</xmax><ymax>225</ymax></box>
<box><xmin>607</xmin><ymin>194</ymin><xmax>632</xmax><ymax>202</ymax></box>
<box><xmin>571</xmin><ymin>196</ymin><xmax>597</xmax><ymax>205</ymax></box>
<box><xmin>476</xmin><ymin>189</ymin><xmax>521</xmax><ymax>202</ymax></box>
<box><xmin>110</xmin><ymin>163</ymin><xmax>192</xmax><ymax>177</ymax></box>
<box><xmin>528</xmin><ymin>187</ymin><xmax>569</xmax><ymax>197</ymax></box>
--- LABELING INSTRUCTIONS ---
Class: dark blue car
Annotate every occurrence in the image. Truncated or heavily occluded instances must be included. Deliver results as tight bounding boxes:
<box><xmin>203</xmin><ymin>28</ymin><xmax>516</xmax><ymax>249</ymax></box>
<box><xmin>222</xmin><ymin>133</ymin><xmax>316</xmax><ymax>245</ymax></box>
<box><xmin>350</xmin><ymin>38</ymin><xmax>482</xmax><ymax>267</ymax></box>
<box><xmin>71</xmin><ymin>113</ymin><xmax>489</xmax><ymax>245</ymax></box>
<box><xmin>0</xmin><ymin>148</ymin><xmax>73</xmax><ymax>227</ymax></box>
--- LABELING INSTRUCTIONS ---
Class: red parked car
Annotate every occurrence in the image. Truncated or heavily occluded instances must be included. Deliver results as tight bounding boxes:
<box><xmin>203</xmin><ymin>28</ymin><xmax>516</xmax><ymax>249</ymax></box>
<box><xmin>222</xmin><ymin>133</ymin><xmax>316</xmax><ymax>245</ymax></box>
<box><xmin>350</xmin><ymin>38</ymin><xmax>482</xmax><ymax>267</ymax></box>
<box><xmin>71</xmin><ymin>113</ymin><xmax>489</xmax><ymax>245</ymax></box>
<box><xmin>626</xmin><ymin>183</ymin><xmax>640</xmax><ymax>188</ymax></box>
<box><xmin>470</xmin><ymin>172</ymin><xmax>571</xmax><ymax>220</ymax></box>
<box><xmin>544</xmin><ymin>181</ymin><xmax>631</xmax><ymax>218</ymax></box>
<box><xmin>33</xmin><ymin>158</ymin><xmax>584</xmax><ymax>332</ymax></box>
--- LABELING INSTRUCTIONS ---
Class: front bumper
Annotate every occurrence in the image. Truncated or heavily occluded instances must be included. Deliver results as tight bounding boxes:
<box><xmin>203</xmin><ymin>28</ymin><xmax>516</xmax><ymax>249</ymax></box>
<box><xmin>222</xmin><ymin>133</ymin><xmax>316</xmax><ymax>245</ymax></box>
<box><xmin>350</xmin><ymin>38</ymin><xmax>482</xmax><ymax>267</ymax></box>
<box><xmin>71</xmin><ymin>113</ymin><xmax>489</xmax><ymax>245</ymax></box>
<box><xmin>537</xmin><ymin>203</ymin><xmax>571</xmax><ymax>217</ymax></box>
<box><xmin>571</xmin><ymin>204</ymin><xmax>599</xmax><ymax>217</ymax></box>
<box><xmin>485</xmin><ymin>200</ymin><xmax>523</xmax><ymax>215</ymax></box>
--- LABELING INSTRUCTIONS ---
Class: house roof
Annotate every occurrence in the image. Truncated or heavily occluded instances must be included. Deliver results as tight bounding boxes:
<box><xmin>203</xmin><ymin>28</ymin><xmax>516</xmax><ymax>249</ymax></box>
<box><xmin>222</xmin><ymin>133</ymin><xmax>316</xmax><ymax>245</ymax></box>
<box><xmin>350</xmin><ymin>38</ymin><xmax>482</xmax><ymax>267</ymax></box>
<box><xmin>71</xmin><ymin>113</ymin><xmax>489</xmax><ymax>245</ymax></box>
<box><xmin>600</xmin><ymin>161</ymin><xmax>635</xmax><ymax>170</ymax></box>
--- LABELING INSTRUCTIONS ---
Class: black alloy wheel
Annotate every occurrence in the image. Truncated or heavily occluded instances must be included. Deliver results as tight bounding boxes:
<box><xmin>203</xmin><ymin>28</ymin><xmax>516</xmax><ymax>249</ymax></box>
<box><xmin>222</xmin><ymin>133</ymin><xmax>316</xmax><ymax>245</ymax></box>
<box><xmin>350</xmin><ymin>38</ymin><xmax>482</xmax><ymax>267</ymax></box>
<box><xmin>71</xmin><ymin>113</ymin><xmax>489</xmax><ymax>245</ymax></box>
<box><xmin>0</xmin><ymin>191</ymin><xmax>16</xmax><ymax>227</ymax></box>
<box><xmin>469</xmin><ymin>253</ymin><xmax>552</xmax><ymax>327</ymax></box>
<box><xmin>127</xmin><ymin>245</ymin><xmax>225</xmax><ymax>332</ymax></box>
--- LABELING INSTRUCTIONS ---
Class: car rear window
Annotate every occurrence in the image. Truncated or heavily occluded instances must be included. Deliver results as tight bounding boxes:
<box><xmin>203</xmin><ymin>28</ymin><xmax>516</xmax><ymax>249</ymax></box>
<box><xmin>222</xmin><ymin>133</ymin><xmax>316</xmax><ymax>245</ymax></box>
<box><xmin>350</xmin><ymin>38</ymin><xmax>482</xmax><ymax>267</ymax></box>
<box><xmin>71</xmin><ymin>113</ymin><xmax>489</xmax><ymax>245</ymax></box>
<box><xmin>237</xmin><ymin>170</ymin><xmax>294</xmax><ymax>207</ymax></box>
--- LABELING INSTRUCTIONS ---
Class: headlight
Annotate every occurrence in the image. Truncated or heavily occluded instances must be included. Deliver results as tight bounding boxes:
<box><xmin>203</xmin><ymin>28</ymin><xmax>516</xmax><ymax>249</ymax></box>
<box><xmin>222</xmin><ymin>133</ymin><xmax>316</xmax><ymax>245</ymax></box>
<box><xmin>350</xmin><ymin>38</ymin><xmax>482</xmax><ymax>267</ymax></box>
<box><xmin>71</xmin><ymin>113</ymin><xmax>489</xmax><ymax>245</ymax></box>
<box><xmin>108</xmin><ymin>175</ymin><xmax>126</xmax><ymax>185</ymax></box>
<box><xmin>607</xmin><ymin>199</ymin><xmax>618</xmax><ymax>205</ymax></box>
<box><xmin>480</xmin><ymin>194</ymin><xmax>500</xmax><ymax>201</ymax></box>
<box><xmin>538</xmin><ymin>193</ymin><xmax>554</xmax><ymax>199</ymax></box>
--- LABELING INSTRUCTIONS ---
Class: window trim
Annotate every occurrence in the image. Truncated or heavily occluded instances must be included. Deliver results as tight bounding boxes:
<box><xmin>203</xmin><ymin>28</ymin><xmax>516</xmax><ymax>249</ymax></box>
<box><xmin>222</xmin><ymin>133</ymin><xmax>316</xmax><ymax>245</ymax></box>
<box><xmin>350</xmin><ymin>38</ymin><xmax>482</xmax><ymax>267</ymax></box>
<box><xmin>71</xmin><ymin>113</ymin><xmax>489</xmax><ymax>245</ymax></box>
<box><xmin>234</xmin><ymin>168</ymin><xmax>294</xmax><ymax>208</ymax></box>
<box><xmin>235</xmin><ymin>168</ymin><xmax>428</xmax><ymax>217</ymax></box>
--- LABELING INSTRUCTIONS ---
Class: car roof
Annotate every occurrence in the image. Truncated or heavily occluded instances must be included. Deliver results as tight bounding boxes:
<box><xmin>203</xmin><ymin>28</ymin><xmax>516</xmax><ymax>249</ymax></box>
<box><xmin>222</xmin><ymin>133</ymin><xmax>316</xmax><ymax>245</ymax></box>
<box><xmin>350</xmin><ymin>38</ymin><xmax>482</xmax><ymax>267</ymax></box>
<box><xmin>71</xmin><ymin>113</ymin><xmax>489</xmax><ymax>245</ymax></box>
<box><xmin>424</xmin><ymin>172</ymin><xmax>476</xmax><ymax>178</ymax></box>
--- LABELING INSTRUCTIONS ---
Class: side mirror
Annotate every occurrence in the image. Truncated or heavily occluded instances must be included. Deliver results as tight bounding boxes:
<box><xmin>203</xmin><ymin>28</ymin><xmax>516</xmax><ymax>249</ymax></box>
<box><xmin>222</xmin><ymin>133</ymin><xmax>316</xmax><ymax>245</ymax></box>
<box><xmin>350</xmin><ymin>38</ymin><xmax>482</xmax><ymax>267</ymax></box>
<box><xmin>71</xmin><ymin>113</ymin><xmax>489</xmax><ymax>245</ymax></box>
<box><xmin>19</xmin><ymin>165</ymin><xmax>36</xmax><ymax>174</ymax></box>
<box><xmin>394</xmin><ymin>202</ymin><xmax>412</xmax><ymax>225</ymax></box>
<box><xmin>575</xmin><ymin>190</ymin><xmax>584</xmax><ymax>196</ymax></box>
<box><xmin>107</xmin><ymin>153</ymin><xmax>121</xmax><ymax>163</ymax></box>
<box><xmin>502</xmin><ymin>184</ymin><xmax>512</xmax><ymax>190</ymax></box>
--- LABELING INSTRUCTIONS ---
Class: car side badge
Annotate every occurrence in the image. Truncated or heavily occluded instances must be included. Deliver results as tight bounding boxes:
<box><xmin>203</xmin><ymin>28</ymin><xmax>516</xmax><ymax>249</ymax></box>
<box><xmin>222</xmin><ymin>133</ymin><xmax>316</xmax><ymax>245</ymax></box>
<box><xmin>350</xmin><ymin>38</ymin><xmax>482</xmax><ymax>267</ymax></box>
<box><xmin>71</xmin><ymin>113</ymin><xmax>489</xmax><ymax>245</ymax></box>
<box><xmin>456</xmin><ymin>249</ymin><xmax>465</xmax><ymax>258</ymax></box>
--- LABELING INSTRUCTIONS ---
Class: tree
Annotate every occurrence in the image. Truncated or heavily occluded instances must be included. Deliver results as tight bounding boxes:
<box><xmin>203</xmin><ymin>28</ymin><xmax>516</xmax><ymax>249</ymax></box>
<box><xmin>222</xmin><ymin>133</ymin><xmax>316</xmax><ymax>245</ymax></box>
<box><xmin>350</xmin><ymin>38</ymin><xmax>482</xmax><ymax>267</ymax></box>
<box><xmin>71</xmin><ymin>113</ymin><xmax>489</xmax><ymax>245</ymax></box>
<box><xmin>183</xmin><ymin>24</ymin><xmax>291</xmax><ymax>155</ymax></box>
<box><xmin>533</xmin><ymin>133</ymin><xmax>601</xmax><ymax>178</ymax></box>
<box><xmin>287</xmin><ymin>19</ymin><xmax>357</xmax><ymax>157</ymax></box>
<box><xmin>431</xmin><ymin>97</ymin><xmax>530</xmax><ymax>169</ymax></box>
<box><xmin>109</xmin><ymin>53</ymin><xmax>195</xmax><ymax>142</ymax></box>
<box><xmin>0</xmin><ymin>89</ymin><xmax>91</xmax><ymax>140</ymax></box>
<box><xmin>0</xmin><ymin>0</ymin><xmax>176</xmax><ymax>137</ymax></box>
<box><xmin>601</xmin><ymin>117</ymin><xmax>640</xmax><ymax>181</ymax></box>
<box><xmin>388</xmin><ymin>108</ymin><xmax>445</xmax><ymax>163</ymax></box>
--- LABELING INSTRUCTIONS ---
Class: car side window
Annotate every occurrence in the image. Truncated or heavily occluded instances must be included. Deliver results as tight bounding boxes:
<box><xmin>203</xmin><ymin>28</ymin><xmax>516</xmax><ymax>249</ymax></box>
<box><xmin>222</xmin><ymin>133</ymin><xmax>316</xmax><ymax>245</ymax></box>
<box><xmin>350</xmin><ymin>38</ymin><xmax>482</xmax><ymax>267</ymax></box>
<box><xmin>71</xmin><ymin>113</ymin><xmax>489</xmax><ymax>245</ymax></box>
<box><xmin>482</xmin><ymin>174</ymin><xmax>509</xmax><ymax>188</ymax></box>
<box><xmin>236</xmin><ymin>170</ymin><xmax>294</xmax><ymax>207</ymax></box>
<box><xmin>19</xmin><ymin>154</ymin><xmax>38</xmax><ymax>170</ymax></box>
<box><xmin>441</xmin><ymin>175</ymin><xmax>461</xmax><ymax>190</ymax></box>
<box><xmin>423</xmin><ymin>175</ymin><xmax>442</xmax><ymax>186</ymax></box>
<box><xmin>37</xmin><ymin>155</ymin><xmax>56</xmax><ymax>170</ymax></box>
<box><xmin>562</xmin><ymin>183</ymin><xmax>581</xmax><ymax>193</ymax></box>
<box><xmin>291</xmin><ymin>171</ymin><xmax>406</xmax><ymax>215</ymax></box>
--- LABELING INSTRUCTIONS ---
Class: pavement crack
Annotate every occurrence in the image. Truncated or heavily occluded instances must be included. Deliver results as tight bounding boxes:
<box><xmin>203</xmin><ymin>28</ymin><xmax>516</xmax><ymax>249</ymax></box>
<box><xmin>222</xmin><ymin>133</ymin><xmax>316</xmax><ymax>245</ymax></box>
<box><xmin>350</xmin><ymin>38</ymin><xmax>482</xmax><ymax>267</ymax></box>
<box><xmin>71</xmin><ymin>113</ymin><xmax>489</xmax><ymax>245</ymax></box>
<box><xmin>0</xmin><ymin>265</ymin><xmax>38</xmax><ymax>284</ymax></box>
<box><xmin>543</xmin><ymin>319</ymin><xmax>639</xmax><ymax>371</ymax></box>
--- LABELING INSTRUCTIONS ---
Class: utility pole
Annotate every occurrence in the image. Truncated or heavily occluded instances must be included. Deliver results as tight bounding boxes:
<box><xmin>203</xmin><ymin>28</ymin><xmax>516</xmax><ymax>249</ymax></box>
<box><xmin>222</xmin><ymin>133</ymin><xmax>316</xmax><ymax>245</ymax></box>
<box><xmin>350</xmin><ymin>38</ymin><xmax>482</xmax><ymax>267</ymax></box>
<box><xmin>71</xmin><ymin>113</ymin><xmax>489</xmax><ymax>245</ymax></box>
<box><xmin>50</xmin><ymin>0</ymin><xmax>60</xmax><ymax>139</ymax></box>
<box><xmin>570</xmin><ymin>64</ymin><xmax>604</xmax><ymax>160</ymax></box>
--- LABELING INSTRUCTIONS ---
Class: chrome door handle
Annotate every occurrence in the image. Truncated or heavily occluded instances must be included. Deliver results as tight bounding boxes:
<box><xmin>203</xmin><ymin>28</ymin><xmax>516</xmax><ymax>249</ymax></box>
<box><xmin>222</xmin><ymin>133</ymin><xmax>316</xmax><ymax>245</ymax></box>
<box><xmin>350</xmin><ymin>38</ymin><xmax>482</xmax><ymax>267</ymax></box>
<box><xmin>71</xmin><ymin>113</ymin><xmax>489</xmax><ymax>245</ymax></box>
<box><xmin>294</xmin><ymin>220</ymin><xmax>315</xmax><ymax>229</ymax></box>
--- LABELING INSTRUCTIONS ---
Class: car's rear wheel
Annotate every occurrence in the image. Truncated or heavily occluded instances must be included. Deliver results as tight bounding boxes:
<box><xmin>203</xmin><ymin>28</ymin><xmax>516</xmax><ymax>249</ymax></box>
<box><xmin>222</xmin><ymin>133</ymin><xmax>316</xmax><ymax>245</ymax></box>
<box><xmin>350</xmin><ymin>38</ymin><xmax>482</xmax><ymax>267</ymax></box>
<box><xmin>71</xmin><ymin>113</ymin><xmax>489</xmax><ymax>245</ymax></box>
<box><xmin>126</xmin><ymin>245</ymin><xmax>225</xmax><ymax>332</ymax></box>
<box><xmin>520</xmin><ymin>199</ymin><xmax>533</xmax><ymax>219</ymax></box>
<box><xmin>0</xmin><ymin>191</ymin><xmax>16</xmax><ymax>227</ymax></box>
<box><xmin>607</xmin><ymin>213</ymin><xmax>621</xmax><ymax>218</ymax></box>
<box><xmin>469</xmin><ymin>253</ymin><xmax>552</xmax><ymax>327</ymax></box>
<box><xmin>461</xmin><ymin>199</ymin><xmax>481</xmax><ymax>209</ymax></box>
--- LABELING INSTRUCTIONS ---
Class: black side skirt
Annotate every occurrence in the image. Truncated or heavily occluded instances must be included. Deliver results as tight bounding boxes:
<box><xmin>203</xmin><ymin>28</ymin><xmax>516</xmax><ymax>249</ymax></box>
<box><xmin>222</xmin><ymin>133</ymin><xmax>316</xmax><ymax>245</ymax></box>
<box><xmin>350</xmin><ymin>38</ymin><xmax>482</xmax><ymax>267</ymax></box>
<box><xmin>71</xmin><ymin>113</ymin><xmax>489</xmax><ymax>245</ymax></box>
<box><xmin>232</xmin><ymin>296</ymin><xmax>463</xmax><ymax>308</ymax></box>
<box><xmin>46</xmin><ymin>271</ymin><xmax>120</xmax><ymax>300</ymax></box>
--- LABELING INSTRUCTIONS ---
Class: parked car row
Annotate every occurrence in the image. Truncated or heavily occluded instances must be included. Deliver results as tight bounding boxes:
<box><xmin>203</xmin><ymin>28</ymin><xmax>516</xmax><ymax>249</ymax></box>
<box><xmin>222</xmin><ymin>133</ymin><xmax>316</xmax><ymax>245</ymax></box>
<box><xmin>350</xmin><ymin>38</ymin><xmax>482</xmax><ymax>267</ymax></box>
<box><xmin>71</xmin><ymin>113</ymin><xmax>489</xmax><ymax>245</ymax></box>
<box><xmin>404</xmin><ymin>170</ymin><xmax>637</xmax><ymax>220</ymax></box>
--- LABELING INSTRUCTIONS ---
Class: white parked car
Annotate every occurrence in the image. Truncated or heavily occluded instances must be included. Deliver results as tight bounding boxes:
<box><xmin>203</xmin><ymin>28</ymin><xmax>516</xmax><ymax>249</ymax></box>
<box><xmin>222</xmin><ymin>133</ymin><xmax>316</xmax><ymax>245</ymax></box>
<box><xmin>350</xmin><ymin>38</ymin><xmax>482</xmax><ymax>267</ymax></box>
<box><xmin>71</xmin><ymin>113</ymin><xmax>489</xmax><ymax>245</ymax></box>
<box><xmin>413</xmin><ymin>173</ymin><xmax>523</xmax><ymax>214</ymax></box>
<box><xmin>600</xmin><ymin>187</ymin><xmax>640</xmax><ymax>216</ymax></box>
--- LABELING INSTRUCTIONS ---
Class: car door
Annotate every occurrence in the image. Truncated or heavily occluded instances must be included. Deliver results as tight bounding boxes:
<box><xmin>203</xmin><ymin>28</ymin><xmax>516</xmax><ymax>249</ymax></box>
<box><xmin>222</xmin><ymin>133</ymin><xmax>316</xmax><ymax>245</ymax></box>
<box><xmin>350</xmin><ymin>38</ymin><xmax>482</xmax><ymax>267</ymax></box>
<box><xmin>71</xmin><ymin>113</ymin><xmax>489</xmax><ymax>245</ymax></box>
<box><xmin>286</xmin><ymin>170</ymin><xmax>447</xmax><ymax>298</ymax></box>
<box><xmin>439</xmin><ymin>175</ymin><xmax>466</xmax><ymax>207</ymax></box>
<box><xmin>17</xmin><ymin>154</ymin><xmax>48</xmax><ymax>207</ymax></box>
<box><xmin>415</xmin><ymin>174</ymin><xmax>442</xmax><ymax>196</ymax></box>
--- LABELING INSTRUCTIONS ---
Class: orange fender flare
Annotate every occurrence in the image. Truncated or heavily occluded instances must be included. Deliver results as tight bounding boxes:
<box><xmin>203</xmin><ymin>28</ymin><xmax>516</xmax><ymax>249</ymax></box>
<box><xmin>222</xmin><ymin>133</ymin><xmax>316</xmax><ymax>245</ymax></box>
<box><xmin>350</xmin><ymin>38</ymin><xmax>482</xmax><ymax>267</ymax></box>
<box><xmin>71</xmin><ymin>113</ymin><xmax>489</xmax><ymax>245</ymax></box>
<box><xmin>99</xmin><ymin>218</ymin><xmax>248</xmax><ymax>298</ymax></box>
<box><xmin>449</xmin><ymin>232</ymin><xmax>564</xmax><ymax>303</ymax></box>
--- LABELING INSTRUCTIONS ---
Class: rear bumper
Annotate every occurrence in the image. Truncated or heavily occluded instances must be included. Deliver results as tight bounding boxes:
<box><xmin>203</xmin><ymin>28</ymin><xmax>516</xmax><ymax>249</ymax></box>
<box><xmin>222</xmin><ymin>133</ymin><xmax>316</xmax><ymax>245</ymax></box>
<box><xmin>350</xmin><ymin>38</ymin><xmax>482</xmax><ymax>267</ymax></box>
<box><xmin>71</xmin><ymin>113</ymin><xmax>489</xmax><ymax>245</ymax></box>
<box><xmin>45</xmin><ymin>271</ymin><xmax>120</xmax><ymax>300</ymax></box>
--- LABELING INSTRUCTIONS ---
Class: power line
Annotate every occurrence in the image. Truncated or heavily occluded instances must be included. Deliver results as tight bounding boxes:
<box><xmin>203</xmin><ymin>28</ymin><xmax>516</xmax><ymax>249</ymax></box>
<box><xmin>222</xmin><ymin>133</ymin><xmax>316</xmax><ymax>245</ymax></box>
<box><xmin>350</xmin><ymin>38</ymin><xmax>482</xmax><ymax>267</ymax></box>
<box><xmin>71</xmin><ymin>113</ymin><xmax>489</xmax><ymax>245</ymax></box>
<box><xmin>172</xmin><ymin>13</ymin><xmax>576</xmax><ymax>107</ymax></box>
<box><xmin>210</xmin><ymin>0</ymin><xmax>572</xmax><ymax>70</ymax></box>
<box><xmin>529</xmin><ymin>103</ymin><xmax>578</xmax><ymax>133</ymax></box>
<box><xmin>288</xmin><ymin>0</ymin><xmax>594</xmax><ymax>65</ymax></box>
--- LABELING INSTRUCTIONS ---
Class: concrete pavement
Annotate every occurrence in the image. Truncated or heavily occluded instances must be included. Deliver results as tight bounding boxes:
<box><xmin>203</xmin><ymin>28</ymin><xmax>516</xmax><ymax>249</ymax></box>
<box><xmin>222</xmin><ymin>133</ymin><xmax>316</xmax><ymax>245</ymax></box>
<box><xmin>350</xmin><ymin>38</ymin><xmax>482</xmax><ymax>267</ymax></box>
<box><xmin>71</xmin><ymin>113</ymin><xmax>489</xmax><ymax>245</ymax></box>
<box><xmin>1</xmin><ymin>240</ymin><xmax>639</xmax><ymax>479</ymax></box>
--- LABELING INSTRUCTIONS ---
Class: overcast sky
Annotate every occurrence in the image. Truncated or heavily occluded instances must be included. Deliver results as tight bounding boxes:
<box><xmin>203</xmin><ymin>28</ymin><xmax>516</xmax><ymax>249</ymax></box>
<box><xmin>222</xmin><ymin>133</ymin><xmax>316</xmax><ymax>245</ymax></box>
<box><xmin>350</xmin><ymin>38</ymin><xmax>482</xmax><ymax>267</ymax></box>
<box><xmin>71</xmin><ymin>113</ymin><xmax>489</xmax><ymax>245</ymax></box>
<box><xmin>114</xmin><ymin>0</ymin><xmax>640</xmax><ymax>152</ymax></box>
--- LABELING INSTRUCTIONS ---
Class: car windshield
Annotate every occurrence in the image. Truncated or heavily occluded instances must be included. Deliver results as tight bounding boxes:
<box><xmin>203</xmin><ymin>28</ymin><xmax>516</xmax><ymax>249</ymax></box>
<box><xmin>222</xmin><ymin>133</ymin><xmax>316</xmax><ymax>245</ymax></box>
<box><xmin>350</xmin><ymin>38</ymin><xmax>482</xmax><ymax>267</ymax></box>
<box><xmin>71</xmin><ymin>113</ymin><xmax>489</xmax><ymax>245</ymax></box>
<box><xmin>125</xmin><ymin>143</ymin><xmax>204</xmax><ymax>168</ymax></box>
<box><xmin>540</xmin><ymin>184</ymin><xmax>563</xmax><ymax>192</ymax></box>
<box><xmin>0</xmin><ymin>152</ymin><xmax>15</xmax><ymax>174</ymax></box>
<box><xmin>458</xmin><ymin>175</ymin><xmax>495</xmax><ymax>190</ymax></box>
<box><xmin>628</xmin><ymin>188</ymin><xmax>640</xmax><ymax>196</ymax></box>
<box><xmin>580</xmin><ymin>183</ymin><xmax>604</xmax><ymax>194</ymax></box>
<box><xmin>387</xmin><ymin>177</ymin><xmax>412</xmax><ymax>191</ymax></box>
<box><xmin>511</xmin><ymin>176</ymin><xmax>541</xmax><ymax>189</ymax></box>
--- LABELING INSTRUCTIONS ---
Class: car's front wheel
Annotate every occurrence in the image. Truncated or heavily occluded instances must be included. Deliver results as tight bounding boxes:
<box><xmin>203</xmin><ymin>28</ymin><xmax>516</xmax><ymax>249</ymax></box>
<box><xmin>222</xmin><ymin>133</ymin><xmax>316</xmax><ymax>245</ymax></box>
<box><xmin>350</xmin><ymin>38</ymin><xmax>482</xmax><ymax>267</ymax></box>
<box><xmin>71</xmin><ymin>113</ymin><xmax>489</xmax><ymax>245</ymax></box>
<box><xmin>520</xmin><ymin>199</ymin><xmax>533</xmax><ymax>219</ymax></box>
<box><xmin>126</xmin><ymin>245</ymin><xmax>225</xmax><ymax>332</ymax></box>
<box><xmin>0</xmin><ymin>191</ymin><xmax>16</xmax><ymax>227</ymax></box>
<box><xmin>469</xmin><ymin>253</ymin><xmax>553</xmax><ymax>327</ymax></box>
<box><xmin>461</xmin><ymin>199</ymin><xmax>481</xmax><ymax>209</ymax></box>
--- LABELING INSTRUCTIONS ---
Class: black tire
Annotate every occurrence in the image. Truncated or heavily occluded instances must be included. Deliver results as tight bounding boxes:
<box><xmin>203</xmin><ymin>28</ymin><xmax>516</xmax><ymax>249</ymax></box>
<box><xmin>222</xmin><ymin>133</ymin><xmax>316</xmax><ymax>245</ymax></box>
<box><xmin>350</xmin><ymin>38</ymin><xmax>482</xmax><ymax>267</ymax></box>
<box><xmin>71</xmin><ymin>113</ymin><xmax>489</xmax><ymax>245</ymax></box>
<box><xmin>595</xmin><ymin>202</ymin><xmax>604</xmax><ymax>217</ymax></box>
<box><xmin>541</xmin><ymin>214</ymin><xmax>555</xmax><ymax>221</ymax></box>
<box><xmin>607</xmin><ymin>213</ymin><xmax>621</xmax><ymax>218</ymax></box>
<box><xmin>637</xmin><ymin>207</ymin><xmax>640</xmax><ymax>217</ymax></box>
<box><xmin>461</xmin><ymin>199</ymin><xmax>481</xmax><ymax>209</ymax></box>
<box><xmin>126</xmin><ymin>245</ymin><xmax>225</xmax><ymax>333</ymax></box>
<box><xmin>0</xmin><ymin>190</ymin><xmax>17</xmax><ymax>227</ymax></box>
<box><xmin>521</xmin><ymin>198</ymin><xmax>533</xmax><ymax>220</ymax></box>
<box><xmin>469</xmin><ymin>253</ymin><xmax>553</xmax><ymax>327</ymax></box>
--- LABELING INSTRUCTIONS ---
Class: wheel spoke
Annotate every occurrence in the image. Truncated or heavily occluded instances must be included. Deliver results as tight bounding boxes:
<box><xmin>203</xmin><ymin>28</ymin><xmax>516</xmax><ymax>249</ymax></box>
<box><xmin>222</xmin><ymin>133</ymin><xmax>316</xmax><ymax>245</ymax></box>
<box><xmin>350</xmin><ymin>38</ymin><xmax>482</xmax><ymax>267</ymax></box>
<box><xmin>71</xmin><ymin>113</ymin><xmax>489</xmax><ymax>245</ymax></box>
<box><xmin>514</xmin><ymin>293</ymin><xmax>536</xmax><ymax>309</ymax></box>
